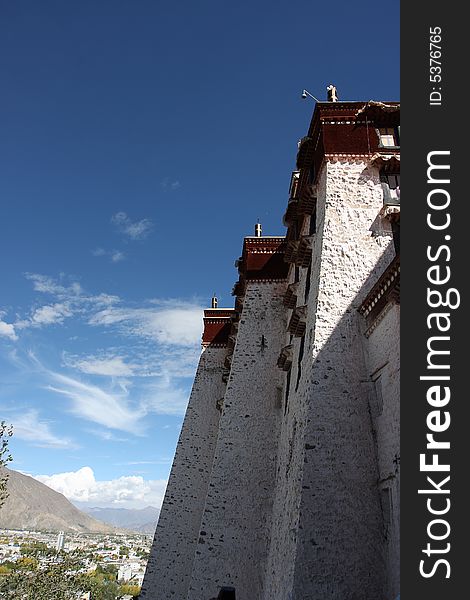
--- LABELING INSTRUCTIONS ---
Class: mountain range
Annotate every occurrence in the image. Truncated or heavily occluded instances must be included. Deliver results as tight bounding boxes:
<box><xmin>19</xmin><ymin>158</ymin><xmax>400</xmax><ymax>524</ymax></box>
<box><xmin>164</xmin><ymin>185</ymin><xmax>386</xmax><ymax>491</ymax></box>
<box><xmin>0</xmin><ymin>467</ymin><xmax>159</xmax><ymax>534</ymax></box>
<box><xmin>76</xmin><ymin>505</ymin><xmax>159</xmax><ymax>534</ymax></box>
<box><xmin>0</xmin><ymin>467</ymin><xmax>115</xmax><ymax>534</ymax></box>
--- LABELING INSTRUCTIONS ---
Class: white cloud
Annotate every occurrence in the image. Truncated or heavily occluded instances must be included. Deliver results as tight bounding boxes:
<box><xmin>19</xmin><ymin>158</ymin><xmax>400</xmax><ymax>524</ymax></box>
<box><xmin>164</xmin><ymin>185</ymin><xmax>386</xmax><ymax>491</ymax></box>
<box><xmin>24</xmin><ymin>274</ymin><xmax>120</xmax><ymax>309</ymax></box>
<box><xmin>34</xmin><ymin>466</ymin><xmax>168</xmax><ymax>509</ymax></box>
<box><xmin>47</xmin><ymin>371</ymin><xmax>145</xmax><ymax>434</ymax></box>
<box><xmin>92</xmin><ymin>248</ymin><xmax>125</xmax><ymax>263</ymax></box>
<box><xmin>11</xmin><ymin>410</ymin><xmax>77</xmax><ymax>449</ymax></box>
<box><xmin>32</xmin><ymin>303</ymin><xmax>72</xmax><ymax>326</ymax></box>
<box><xmin>63</xmin><ymin>354</ymin><xmax>136</xmax><ymax>377</ymax></box>
<box><xmin>141</xmin><ymin>379</ymin><xmax>190</xmax><ymax>417</ymax></box>
<box><xmin>0</xmin><ymin>320</ymin><xmax>18</xmax><ymax>341</ymax></box>
<box><xmin>111</xmin><ymin>212</ymin><xmax>153</xmax><ymax>240</ymax></box>
<box><xmin>14</xmin><ymin>302</ymin><xmax>73</xmax><ymax>330</ymax></box>
<box><xmin>111</xmin><ymin>250</ymin><xmax>125</xmax><ymax>263</ymax></box>
<box><xmin>14</xmin><ymin>274</ymin><xmax>203</xmax><ymax>423</ymax></box>
<box><xmin>21</xmin><ymin>274</ymin><xmax>202</xmax><ymax>348</ymax></box>
<box><xmin>63</xmin><ymin>345</ymin><xmax>199</xmax><ymax>380</ymax></box>
<box><xmin>116</xmin><ymin>459</ymin><xmax>172</xmax><ymax>466</ymax></box>
<box><xmin>161</xmin><ymin>178</ymin><xmax>181</xmax><ymax>191</ymax></box>
<box><xmin>86</xmin><ymin>429</ymin><xmax>129</xmax><ymax>442</ymax></box>
<box><xmin>89</xmin><ymin>303</ymin><xmax>203</xmax><ymax>346</ymax></box>
<box><xmin>25</xmin><ymin>273</ymin><xmax>83</xmax><ymax>297</ymax></box>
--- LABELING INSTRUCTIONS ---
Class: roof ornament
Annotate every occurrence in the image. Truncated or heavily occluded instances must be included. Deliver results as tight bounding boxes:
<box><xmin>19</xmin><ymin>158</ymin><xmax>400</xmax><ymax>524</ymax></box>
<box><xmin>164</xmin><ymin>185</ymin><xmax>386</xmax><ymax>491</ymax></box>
<box><xmin>327</xmin><ymin>84</ymin><xmax>338</xmax><ymax>102</ymax></box>
<box><xmin>211</xmin><ymin>294</ymin><xmax>218</xmax><ymax>309</ymax></box>
<box><xmin>255</xmin><ymin>221</ymin><xmax>262</xmax><ymax>237</ymax></box>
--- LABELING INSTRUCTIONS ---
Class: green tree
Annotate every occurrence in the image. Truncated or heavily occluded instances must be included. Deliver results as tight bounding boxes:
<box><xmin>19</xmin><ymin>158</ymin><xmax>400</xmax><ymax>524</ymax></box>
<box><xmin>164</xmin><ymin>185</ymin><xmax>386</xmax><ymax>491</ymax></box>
<box><xmin>119</xmin><ymin>583</ymin><xmax>141</xmax><ymax>597</ymax></box>
<box><xmin>95</xmin><ymin>563</ymin><xmax>118</xmax><ymax>579</ymax></box>
<box><xmin>0</xmin><ymin>552</ymin><xmax>83</xmax><ymax>599</ymax></box>
<box><xmin>76</xmin><ymin>571</ymin><xmax>120</xmax><ymax>600</ymax></box>
<box><xmin>0</xmin><ymin>421</ymin><xmax>13</xmax><ymax>507</ymax></box>
<box><xmin>20</xmin><ymin>541</ymin><xmax>54</xmax><ymax>558</ymax></box>
<box><xmin>15</xmin><ymin>556</ymin><xmax>39</xmax><ymax>571</ymax></box>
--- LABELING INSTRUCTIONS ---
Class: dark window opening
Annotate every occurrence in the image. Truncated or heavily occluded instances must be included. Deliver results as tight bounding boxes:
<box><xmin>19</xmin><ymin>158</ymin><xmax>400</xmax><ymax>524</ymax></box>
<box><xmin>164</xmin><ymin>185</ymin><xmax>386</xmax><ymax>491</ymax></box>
<box><xmin>392</xmin><ymin>220</ymin><xmax>400</xmax><ymax>254</ymax></box>
<box><xmin>291</xmin><ymin>219</ymin><xmax>299</xmax><ymax>240</ymax></box>
<box><xmin>295</xmin><ymin>336</ymin><xmax>305</xmax><ymax>392</ymax></box>
<box><xmin>380</xmin><ymin>171</ymin><xmax>400</xmax><ymax>206</ymax></box>
<box><xmin>308</xmin><ymin>166</ymin><xmax>316</xmax><ymax>185</ymax></box>
<box><xmin>304</xmin><ymin>264</ymin><xmax>312</xmax><ymax>302</ymax></box>
<box><xmin>309</xmin><ymin>211</ymin><xmax>317</xmax><ymax>235</ymax></box>
<box><xmin>284</xmin><ymin>370</ymin><xmax>291</xmax><ymax>415</ymax></box>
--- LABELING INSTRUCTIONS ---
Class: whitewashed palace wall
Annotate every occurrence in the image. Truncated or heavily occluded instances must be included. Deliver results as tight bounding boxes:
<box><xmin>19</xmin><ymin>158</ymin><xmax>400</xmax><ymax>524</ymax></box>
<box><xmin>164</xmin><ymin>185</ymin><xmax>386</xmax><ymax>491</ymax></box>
<box><xmin>187</xmin><ymin>280</ymin><xmax>287</xmax><ymax>600</ymax></box>
<box><xmin>140</xmin><ymin>345</ymin><xmax>227</xmax><ymax>600</ymax></box>
<box><xmin>290</xmin><ymin>159</ymin><xmax>395</xmax><ymax>599</ymax></box>
<box><xmin>363</xmin><ymin>302</ymin><xmax>401</xmax><ymax>600</ymax></box>
<box><xmin>142</xmin><ymin>100</ymin><xmax>400</xmax><ymax>600</ymax></box>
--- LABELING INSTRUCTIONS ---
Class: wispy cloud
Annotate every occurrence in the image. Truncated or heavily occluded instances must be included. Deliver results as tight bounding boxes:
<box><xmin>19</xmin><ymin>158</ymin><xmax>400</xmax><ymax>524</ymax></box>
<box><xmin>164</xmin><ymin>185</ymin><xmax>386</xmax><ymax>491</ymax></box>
<box><xmin>140</xmin><ymin>378</ymin><xmax>190</xmax><ymax>416</ymax></box>
<box><xmin>63</xmin><ymin>354</ymin><xmax>136</xmax><ymax>377</ymax></box>
<box><xmin>34</xmin><ymin>466</ymin><xmax>167</xmax><ymax>509</ymax></box>
<box><xmin>0</xmin><ymin>318</ymin><xmax>18</xmax><ymax>341</ymax></box>
<box><xmin>46</xmin><ymin>371</ymin><xmax>145</xmax><ymax>434</ymax></box>
<box><xmin>16</xmin><ymin>302</ymin><xmax>73</xmax><ymax>330</ymax></box>
<box><xmin>161</xmin><ymin>178</ymin><xmax>181</xmax><ymax>191</ymax></box>
<box><xmin>89</xmin><ymin>302</ymin><xmax>203</xmax><ymax>346</ymax></box>
<box><xmin>25</xmin><ymin>273</ymin><xmax>83</xmax><ymax>297</ymax></box>
<box><xmin>92</xmin><ymin>248</ymin><xmax>125</xmax><ymax>263</ymax></box>
<box><xmin>115</xmin><ymin>459</ymin><xmax>172</xmax><ymax>466</ymax></box>
<box><xmin>11</xmin><ymin>274</ymin><xmax>120</xmax><ymax>337</ymax></box>
<box><xmin>11</xmin><ymin>409</ymin><xmax>77</xmax><ymax>449</ymax></box>
<box><xmin>19</xmin><ymin>274</ymin><xmax>202</xmax><ymax>347</ymax></box>
<box><xmin>111</xmin><ymin>212</ymin><xmax>153</xmax><ymax>240</ymax></box>
<box><xmin>86</xmin><ymin>428</ymin><xmax>130</xmax><ymax>443</ymax></box>
<box><xmin>9</xmin><ymin>274</ymin><xmax>203</xmax><ymax>424</ymax></box>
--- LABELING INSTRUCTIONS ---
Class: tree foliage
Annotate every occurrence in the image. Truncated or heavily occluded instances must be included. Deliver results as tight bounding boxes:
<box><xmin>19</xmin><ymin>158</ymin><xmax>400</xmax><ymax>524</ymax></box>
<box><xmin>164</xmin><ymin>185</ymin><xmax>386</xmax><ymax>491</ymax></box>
<box><xmin>0</xmin><ymin>552</ymin><xmax>83</xmax><ymax>599</ymax></box>
<box><xmin>0</xmin><ymin>421</ymin><xmax>13</xmax><ymax>507</ymax></box>
<box><xmin>0</xmin><ymin>551</ymin><xmax>139</xmax><ymax>599</ymax></box>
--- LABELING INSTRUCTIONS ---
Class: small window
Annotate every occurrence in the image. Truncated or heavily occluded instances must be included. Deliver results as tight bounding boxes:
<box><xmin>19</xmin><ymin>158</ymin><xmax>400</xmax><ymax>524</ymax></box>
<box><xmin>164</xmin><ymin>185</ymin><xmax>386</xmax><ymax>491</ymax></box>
<box><xmin>284</xmin><ymin>370</ymin><xmax>292</xmax><ymax>415</ymax></box>
<box><xmin>378</xmin><ymin>127</ymin><xmax>399</xmax><ymax>148</ymax></box>
<box><xmin>295</xmin><ymin>336</ymin><xmax>305</xmax><ymax>392</ymax></box>
<box><xmin>304</xmin><ymin>264</ymin><xmax>312</xmax><ymax>303</ymax></box>
<box><xmin>308</xmin><ymin>211</ymin><xmax>316</xmax><ymax>235</ymax></box>
<box><xmin>380</xmin><ymin>172</ymin><xmax>400</xmax><ymax>205</ymax></box>
<box><xmin>308</xmin><ymin>165</ymin><xmax>315</xmax><ymax>185</ymax></box>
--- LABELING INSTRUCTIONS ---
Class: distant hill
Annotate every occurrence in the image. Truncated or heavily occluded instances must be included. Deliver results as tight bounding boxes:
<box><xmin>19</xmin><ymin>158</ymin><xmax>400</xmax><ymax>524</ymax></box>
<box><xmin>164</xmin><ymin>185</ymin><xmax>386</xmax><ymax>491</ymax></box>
<box><xmin>0</xmin><ymin>467</ymin><xmax>116</xmax><ymax>534</ymax></box>
<box><xmin>76</xmin><ymin>505</ymin><xmax>159</xmax><ymax>534</ymax></box>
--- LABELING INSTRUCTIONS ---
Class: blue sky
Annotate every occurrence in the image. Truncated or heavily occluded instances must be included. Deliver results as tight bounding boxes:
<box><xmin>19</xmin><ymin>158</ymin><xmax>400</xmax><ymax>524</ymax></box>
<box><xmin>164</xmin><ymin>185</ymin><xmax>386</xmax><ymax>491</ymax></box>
<box><xmin>0</xmin><ymin>1</ymin><xmax>399</xmax><ymax>509</ymax></box>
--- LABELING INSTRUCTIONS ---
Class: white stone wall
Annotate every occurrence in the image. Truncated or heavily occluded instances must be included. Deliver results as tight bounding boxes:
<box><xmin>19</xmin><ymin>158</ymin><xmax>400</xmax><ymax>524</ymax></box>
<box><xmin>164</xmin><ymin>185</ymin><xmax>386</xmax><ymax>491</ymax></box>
<box><xmin>187</xmin><ymin>281</ymin><xmax>287</xmax><ymax>600</ymax></box>
<box><xmin>263</xmin><ymin>159</ymin><xmax>397</xmax><ymax>599</ymax></box>
<box><xmin>142</xmin><ymin>157</ymin><xmax>400</xmax><ymax>600</ymax></box>
<box><xmin>263</xmin><ymin>167</ymin><xmax>328</xmax><ymax>599</ymax></box>
<box><xmin>363</xmin><ymin>302</ymin><xmax>401</xmax><ymax>599</ymax></box>
<box><xmin>141</xmin><ymin>345</ymin><xmax>227</xmax><ymax>600</ymax></box>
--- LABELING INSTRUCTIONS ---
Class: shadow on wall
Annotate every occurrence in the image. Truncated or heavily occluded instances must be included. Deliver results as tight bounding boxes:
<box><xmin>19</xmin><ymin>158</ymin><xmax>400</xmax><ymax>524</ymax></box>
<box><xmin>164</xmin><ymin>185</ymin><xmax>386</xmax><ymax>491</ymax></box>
<box><xmin>266</xmin><ymin>247</ymin><xmax>400</xmax><ymax>600</ymax></box>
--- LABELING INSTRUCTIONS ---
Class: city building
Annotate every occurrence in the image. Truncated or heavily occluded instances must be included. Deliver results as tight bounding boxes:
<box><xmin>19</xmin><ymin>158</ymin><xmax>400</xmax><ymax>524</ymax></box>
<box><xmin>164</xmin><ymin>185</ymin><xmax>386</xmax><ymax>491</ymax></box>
<box><xmin>55</xmin><ymin>530</ymin><xmax>65</xmax><ymax>553</ymax></box>
<box><xmin>118</xmin><ymin>561</ymin><xmax>145</xmax><ymax>586</ymax></box>
<box><xmin>141</xmin><ymin>92</ymin><xmax>400</xmax><ymax>600</ymax></box>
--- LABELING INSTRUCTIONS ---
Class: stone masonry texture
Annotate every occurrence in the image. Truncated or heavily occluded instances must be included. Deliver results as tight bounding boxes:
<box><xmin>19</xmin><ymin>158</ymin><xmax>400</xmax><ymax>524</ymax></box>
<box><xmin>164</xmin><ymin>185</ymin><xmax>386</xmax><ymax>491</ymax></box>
<box><xmin>142</xmin><ymin>103</ymin><xmax>400</xmax><ymax>600</ymax></box>
<box><xmin>140</xmin><ymin>346</ymin><xmax>227</xmax><ymax>599</ymax></box>
<box><xmin>289</xmin><ymin>159</ymin><xmax>396</xmax><ymax>600</ymax></box>
<box><xmin>187</xmin><ymin>281</ymin><xmax>287</xmax><ymax>600</ymax></box>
